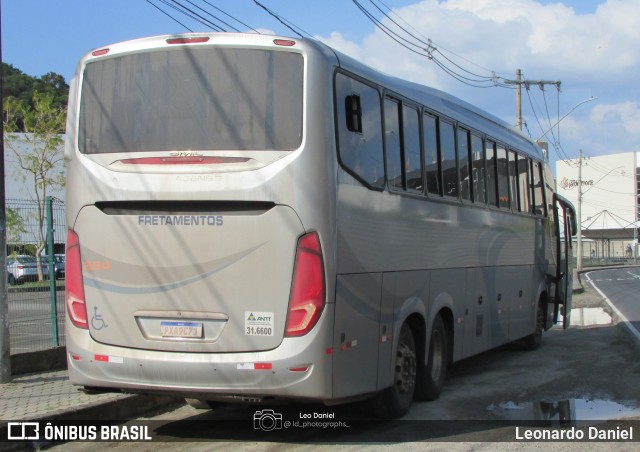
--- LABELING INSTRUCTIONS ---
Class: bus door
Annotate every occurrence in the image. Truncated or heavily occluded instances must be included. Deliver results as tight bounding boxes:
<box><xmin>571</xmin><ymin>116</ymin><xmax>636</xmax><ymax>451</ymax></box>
<box><xmin>553</xmin><ymin>194</ymin><xmax>577</xmax><ymax>329</ymax></box>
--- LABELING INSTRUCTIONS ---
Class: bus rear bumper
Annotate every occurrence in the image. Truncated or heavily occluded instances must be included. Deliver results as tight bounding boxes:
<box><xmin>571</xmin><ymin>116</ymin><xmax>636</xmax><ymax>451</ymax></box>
<box><xmin>66</xmin><ymin>310</ymin><xmax>334</xmax><ymax>402</ymax></box>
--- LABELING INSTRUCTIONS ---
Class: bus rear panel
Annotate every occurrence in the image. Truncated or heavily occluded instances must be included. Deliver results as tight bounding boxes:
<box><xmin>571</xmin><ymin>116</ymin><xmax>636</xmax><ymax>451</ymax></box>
<box><xmin>65</xmin><ymin>34</ymin><xmax>337</xmax><ymax>402</ymax></box>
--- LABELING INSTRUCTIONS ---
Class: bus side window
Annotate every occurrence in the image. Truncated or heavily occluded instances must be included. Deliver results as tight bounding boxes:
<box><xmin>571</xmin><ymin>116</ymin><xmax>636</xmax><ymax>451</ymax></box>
<box><xmin>508</xmin><ymin>150</ymin><xmax>519</xmax><ymax>211</ymax></box>
<box><xmin>335</xmin><ymin>73</ymin><xmax>385</xmax><ymax>188</ymax></box>
<box><xmin>403</xmin><ymin>105</ymin><xmax>423</xmax><ymax>193</ymax></box>
<box><xmin>518</xmin><ymin>154</ymin><xmax>531</xmax><ymax>213</ymax></box>
<box><xmin>423</xmin><ymin>113</ymin><xmax>440</xmax><ymax>196</ymax></box>
<box><xmin>496</xmin><ymin>144</ymin><xmax>509</xmax><ymax>208</ymax></box>
<box><xmin>440</xmin><ymin>120</ymin><xmax>458</xmax><ymax>198</ymax></box>
<box><xmin>385</xmin><ymin>97</ymin><xmax>403</xmax><ymax>191</ymax></box>
<box><xmin>471</xmin><ymin>133</ymin><xmax>485</xmax><ymax>204</ymax></box>
<box><xmin>532</xmin><ymin>161</ymin><xmax>546</xmax><ymax>216</ymax></box>
<box><xmin>486</xmin><ymin>140</ymin><xmax>498</xmax><ymax>207</ymax></box>
<box><xmin>458</xmin><ymin>127</ymin><xmax>472</xmax><ymax>202</ymax></box>
<box><xmin>345</xmin><ymin>95</ymin><xmax>362</xmax><ymax>133</ymax></box>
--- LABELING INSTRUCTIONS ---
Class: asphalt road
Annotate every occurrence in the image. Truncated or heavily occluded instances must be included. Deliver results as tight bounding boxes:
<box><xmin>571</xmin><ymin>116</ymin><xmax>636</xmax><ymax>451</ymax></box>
<box><xmin>584</xmin><ymin>267</ymin><xmax>640</xmax><ymax>339</ymax></box>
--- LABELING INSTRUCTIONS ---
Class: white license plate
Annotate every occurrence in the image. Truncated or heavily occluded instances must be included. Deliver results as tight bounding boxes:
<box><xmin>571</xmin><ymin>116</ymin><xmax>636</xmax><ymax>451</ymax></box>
<box><xmin>160</xmin><ymin>321</ymin><xmax>203</xmax><ymax>338</ymax></box>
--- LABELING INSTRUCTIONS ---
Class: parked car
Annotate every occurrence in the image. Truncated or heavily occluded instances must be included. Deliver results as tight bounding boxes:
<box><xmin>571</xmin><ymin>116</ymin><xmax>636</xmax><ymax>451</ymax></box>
<box><xmin>52</xmin><ymin>254</ymin><xmax>65</xmax><ymax>279</ymax></box>
<box><xmin>6</xmin><ymin>255</ymin><xmax>50</xmax><ymax>285</ymax></box>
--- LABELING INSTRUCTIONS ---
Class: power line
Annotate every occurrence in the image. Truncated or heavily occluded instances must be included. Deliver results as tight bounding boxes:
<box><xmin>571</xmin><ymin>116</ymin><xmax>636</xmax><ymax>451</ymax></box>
<box><xmin>153</xmin><ymin>0</ymin><xmax>224</xmax><ymax>31</ymax></box>
<box><xmin>351</xmin><ymin>0</ymin><xmax>574</xmax><ymax>159</ymax></box>
<box><xmin>147</xmin><ymin>0</ymin><xmax>261</xmax><ymax>34</ymax></box>
<box><xmin>180</xmin><ymin>0</ymin><xmax>240</xmax><ymax>31</ymax></box>
<box><xmin>373</xmin><ymin>0</ymin><xmax>507</xmax><ymax>78</ymax></box>
<box><xmin>352</xmin><ymin>0</ymin><xmax>518</xmax><ymax>89</ymax></box>
<box><xmin>166</xmin><ymin>0</ymin><xmax>226</xmax><ymax>31</ymax></box>
<box><xmin>368</xmin><ymin>0</ymin><xmax>512</xmax><ymax>87</ymax></box>
<box><xmin>252</xmin><ymin>1</ymin><xmax>311</xmax><ymax>38</ymax></box>
<box><xmin>200</xmin><ymin>0</ymin><xmax>260</xmax><ymax>33</ymax></box>
<box><xmin>146</xmin><ymin>0</ymin><xmax>193</xmax><ymax>32</ymax></box>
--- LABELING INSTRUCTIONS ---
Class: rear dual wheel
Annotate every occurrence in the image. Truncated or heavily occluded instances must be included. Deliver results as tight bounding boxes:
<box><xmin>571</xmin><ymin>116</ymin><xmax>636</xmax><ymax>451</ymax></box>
<box><xmin>415</xmin><ymin>315</ymin><xmax>448</xmax><ymax>401</ymax></box>
<box><xmin>521</xmin><ymin>297</ymin><xmax>545</xmax><ymax>350</ymax></box>
<box><xmin>371</xmin><ymin>323</ymin><xmax>417</xmax><ymax>419</ymax></box>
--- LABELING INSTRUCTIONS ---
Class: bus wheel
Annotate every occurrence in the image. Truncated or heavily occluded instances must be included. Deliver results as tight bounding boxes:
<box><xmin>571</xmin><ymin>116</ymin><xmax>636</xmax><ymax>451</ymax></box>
<box><xmin>521</xmin><ymin>297</ymin><xmax>545</xmax><ymax>351</ymax></box>
<box><xmin>371</xmin><ymin>322</ymin><xmax>416</xmax><ymax>418</ymax></box>
<box><xmin>415</xmin><ymin>315</ymin><xmax>448</xmax><ymax>401</ymax></box>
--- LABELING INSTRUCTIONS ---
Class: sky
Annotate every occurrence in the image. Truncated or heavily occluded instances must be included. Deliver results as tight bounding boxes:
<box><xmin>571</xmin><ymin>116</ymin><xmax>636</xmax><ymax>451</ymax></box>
<box><xmin>2</xmin><ymin>0</ymin><xmax>639</xmax><ymax>170</ymax></box>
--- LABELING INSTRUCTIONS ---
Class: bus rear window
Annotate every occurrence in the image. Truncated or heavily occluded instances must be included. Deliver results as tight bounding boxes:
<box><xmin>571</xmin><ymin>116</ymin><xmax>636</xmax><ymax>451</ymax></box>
<box><xmin>79</xmin><ymin>48</ymin><xmax>303</xmax><ymax>154</ymax></box>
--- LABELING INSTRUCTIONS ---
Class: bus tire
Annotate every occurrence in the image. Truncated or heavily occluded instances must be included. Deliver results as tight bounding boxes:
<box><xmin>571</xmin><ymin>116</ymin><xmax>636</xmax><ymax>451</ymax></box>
<box><xmin>415</xmin><ymin>314</ymin><xmax>448</xmax><ymax>401</ymax></box>
<box><xmin>521</xmin><ymin>297</ymin><xmax>545</xmax><ymax>350</ymax></box>
<box><xmin>371</xmin><ymin>322</ymin><xmax>417</xmax><ymax>419</ymax></box>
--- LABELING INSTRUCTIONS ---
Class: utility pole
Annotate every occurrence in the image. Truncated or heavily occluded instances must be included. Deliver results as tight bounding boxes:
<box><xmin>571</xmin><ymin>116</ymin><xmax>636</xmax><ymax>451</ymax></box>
<box><xmin>0</xmin><ymin>0</ymin><xmax>11</xmax><ymax>383</ymax></box>
<box><xmin>635</xmin><ymin>151</ymin><xmax>638</xmax><ymax>263</ymax></box>
<box><xmin>505</xmin><ymin>69</ymin><xmax>561</xmax><ymax>133</ymax></box>
<box><xmin>577</xmin><ymin>149</ymin><xmax>583</xmax><ymax>271</ymax></box>
<box><xmin>516</xmin><ymin>69</ymin><xmax>522</xmax><ymax>130</ymax></box>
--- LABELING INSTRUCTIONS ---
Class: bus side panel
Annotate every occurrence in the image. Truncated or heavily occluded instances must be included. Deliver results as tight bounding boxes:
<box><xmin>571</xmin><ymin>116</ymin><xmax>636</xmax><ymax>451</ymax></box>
<box><xmin>485</xmin><ymin>265</ymin><xmax>533</xmax><ymax>349</ymax></box>
<box><xmin>428</xmin><ymin>269</ymin><xmax>465</xmax><ymax>362</ymax></box>
<box><xmin>506</xmin><ymin>266</ymin><xmax>535</xmax><ymax>342</ymax></box>
<box><xmin>332</xmin><ymin>273</ymin><xmax>382</xmax><ymax>399</ymax></box>
<box><xmin>463</xmin><ymin>268</ymin><xmax>491</xmax><ymax>358</ymax></box>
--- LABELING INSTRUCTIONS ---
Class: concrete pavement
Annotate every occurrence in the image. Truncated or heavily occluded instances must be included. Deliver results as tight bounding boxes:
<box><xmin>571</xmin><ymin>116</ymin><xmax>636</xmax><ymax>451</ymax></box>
<box><xmin>0</xmin><ymin>369</ymin><xmax>180</xmax><ymax>425</ymax></box>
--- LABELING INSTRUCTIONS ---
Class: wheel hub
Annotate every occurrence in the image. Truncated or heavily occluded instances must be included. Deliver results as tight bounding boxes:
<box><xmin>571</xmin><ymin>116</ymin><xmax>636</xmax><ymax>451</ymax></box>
<box><xmin>395</xmin><ymin>341</ymin><xmax>417</xmax><ymax>394</ymax></box>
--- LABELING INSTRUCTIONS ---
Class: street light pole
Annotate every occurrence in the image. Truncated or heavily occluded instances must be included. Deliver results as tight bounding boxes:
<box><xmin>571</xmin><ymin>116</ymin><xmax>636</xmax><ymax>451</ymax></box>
<box><xmin>635</xmin><ymin>151</ymin><xmax>638</xmax><ymax>263</ymax></box>
<box><xmin>0</xmin><ymin>0</ymin><xmax>12</xmax><ymax>383</ymax></box>
<box><xmin>516</xmin><ymin>69</ymin><xmax>522</xmax><ymax>131</ymax></box>
<box><xmin>577</xmin><ymin>149</ymin><xmax>583</xmax><ymax>271</ymax></box>
<box><xmin>536</xmin><ymin>96</ymin><xmax>598</xmax><ymax>143</ymax></box>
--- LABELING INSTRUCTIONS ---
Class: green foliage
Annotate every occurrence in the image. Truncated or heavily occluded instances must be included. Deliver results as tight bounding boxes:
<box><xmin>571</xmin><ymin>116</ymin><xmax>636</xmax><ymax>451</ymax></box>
<box><xmin>2</xmin><ymin>63</ymin><xmax>68</xmax><ymax>132</ymax></box>
<box><xmin>6</xmin><ymin>207</ymin><xmax>26</xmax><ymax>245</ymax></box>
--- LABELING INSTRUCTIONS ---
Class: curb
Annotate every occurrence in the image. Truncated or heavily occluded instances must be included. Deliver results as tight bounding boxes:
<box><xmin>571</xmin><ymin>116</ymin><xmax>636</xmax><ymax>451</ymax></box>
<box><xmin>10</xmin><ymin>348</ymin><xmax>67</xmax><ymax>375</ymax></box>
<box><xmin>32</xmin><ymin>393</ymin><xmax>184</xmax><ymax>423</ymax></box>
<box><xmin>578</xmin><ymin>265</ymin><xmax>640</xmax><ymax>350</ymax></box>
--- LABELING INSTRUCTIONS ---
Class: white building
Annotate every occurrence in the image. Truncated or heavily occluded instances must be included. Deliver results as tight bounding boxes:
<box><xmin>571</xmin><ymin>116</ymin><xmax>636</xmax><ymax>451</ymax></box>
<box><xmin>556</xmin><ymin>152</ymin><xmax>639</xmax><ymax>259</ymax></box>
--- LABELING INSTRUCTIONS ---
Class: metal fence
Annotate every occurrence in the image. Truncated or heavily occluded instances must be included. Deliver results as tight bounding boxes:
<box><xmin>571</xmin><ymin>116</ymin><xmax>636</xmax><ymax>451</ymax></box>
<box><xmin>6</xmin><ymin>197</ymin><xmax>66</xmax><ymax>355</ymax></box>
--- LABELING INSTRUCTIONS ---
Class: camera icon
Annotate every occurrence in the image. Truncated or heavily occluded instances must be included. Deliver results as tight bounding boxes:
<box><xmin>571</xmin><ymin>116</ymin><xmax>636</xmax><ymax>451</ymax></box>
<box><xmin>253</xmin><ymin>409</ymin><xmax>283</xmax><ymax>431</ymax></box>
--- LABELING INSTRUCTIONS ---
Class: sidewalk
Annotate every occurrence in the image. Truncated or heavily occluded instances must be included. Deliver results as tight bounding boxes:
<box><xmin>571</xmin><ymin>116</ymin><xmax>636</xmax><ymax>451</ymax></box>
<box><xmin>0</xmin><ymin>368</ymin><xmax>181</xmax><ymax>426</ymax></box>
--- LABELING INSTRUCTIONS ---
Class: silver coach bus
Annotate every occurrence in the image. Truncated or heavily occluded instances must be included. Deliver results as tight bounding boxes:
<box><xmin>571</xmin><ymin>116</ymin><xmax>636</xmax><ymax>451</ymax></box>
<box><xmin>64</xmin><ymin>33</ymin><xmax>576</xmax><ymax>418</ymax></box>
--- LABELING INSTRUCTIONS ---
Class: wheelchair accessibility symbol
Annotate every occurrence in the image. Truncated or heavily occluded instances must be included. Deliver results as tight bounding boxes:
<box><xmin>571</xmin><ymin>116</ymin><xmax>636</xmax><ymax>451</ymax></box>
<box><xmin>91</xmin><ymin>306</ymin><xmax>108</xmax><ymax>330</ymax></box>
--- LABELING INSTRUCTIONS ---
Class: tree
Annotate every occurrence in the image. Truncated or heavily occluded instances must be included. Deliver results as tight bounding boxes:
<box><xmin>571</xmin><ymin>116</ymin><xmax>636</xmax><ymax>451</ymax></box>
<box><xmin>3</xmin><ymin>92</ymin><xmax>66</xmax><ymax>281</ymax></box>
<box><xmin>1</xmin><ymin>63</ymin><xmax>68</xmax><ymax>131</ymax></box>
<box><xmin>5</xmin><ymin>207</ymin><xmax>26</xmax><ymax>249</ymax></box>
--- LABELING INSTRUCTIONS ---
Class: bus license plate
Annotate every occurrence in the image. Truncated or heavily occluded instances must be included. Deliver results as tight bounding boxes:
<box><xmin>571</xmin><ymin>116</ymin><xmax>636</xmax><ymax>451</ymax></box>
<box><xmin>160</xmin><ymin>321</ymin><xmax>203</xmax><ymax>338</ymax></box>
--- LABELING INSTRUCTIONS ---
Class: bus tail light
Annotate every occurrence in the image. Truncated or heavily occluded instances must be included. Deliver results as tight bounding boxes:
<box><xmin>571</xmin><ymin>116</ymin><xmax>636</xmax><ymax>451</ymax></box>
<box><xmin>285</xmin><ymin>232</ymin><xmax>325</xmax><ymax>337</ymax></box>
<box><xmin>274</xmin><ymin>39</ymin><xmax>296</xmax><ymax>47</ymax></box>
<box><xmin>66</xmin><ymin>230</ymin><xmax>88</xmax><ymax>329</ymax></box>
<box><xmin>91</xmin><ymin>48</ymin><xmax>110</xmax><ymax>57</ymax></box>
<box><xmin>166</xmin><ymin>37</ymin><xmax>210</xmax><ymax>45</ymax></box>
